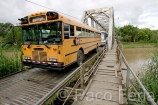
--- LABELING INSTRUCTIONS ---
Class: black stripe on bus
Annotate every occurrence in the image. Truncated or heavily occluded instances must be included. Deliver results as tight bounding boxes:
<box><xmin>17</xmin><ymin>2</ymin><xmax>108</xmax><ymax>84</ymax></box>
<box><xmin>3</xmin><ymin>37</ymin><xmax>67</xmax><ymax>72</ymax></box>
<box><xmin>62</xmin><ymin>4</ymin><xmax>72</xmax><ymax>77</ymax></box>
<box><xmin>84</xmin><ymin>44</ymin><xmax>97</xmax><ymax>49</ymax></box>
<box><xmin>65</xmin><ymin>50</ymin><xmax>78</xmax><ymax>56</ymax></box>
<box><xmin>69</xmin><ymin>37</ymin><xmax>101</xmax><ymax>39</ymax></box>
<box><xmin>65</xmin><ymin>43</ymin><xmax>100</xmax><ymax>56</ymax></box>
<box><xmin>71</xmin><ymin>40</ymin><xmax>100</xmax><ymax>46</ymax></box>
<box><xmin>80</xmin><ymin>40</ymin><xmax>100</xmax><ymax>45</ymax></box>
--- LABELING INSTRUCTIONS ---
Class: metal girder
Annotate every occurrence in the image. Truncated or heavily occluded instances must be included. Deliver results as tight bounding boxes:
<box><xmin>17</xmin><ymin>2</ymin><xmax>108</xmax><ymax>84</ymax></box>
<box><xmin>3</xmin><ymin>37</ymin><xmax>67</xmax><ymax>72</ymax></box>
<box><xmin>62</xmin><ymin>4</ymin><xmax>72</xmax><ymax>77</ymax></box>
<box><xmin>81</xmin><ymin>7</ymin><xmax>114</xmax><ymax>50</ymax></box>
<box><xmin>89</xmin><ymin>15</ymin><xmax>107</xmax><ymax>31</ymax></box>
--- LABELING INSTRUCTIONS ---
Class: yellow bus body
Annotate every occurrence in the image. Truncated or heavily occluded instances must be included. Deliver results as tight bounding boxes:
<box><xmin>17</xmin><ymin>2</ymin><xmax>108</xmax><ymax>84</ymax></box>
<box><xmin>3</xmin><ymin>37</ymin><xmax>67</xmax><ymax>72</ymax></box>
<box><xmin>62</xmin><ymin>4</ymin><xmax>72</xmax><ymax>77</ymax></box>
<box><xmin>21</xmin><ymin>11</ymin><xmax>101</xmax><ymax>70</ymax></box>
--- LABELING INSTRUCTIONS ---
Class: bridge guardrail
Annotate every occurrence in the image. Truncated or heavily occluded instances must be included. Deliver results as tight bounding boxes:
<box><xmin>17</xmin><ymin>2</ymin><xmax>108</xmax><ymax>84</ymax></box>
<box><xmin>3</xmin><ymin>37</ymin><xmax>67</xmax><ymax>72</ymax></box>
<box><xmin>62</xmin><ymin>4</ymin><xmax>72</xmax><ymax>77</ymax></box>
<box><xmin>35</xmin><ymin>46</ymin><xmax>107</xmax><ymax>105</ymax></box>
<box><xmin>116</xmin><ymin>40</ymin><xmax>157</xmax><ymax>105</ymax></box>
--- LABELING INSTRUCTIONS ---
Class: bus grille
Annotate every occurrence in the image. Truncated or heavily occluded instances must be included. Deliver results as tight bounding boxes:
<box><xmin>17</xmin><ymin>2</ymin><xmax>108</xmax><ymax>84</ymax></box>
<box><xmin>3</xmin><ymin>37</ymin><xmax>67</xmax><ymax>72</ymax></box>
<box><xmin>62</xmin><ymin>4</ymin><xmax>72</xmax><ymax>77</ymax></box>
<box><xmin>32</xmin><ymin>51</ymin><xmax>47</xmax><ymax>61</ymax></box>
<box><xmin>39</xmin><ymin>52</ymin><xmax>47</xmax><ymax>61</ymax></box>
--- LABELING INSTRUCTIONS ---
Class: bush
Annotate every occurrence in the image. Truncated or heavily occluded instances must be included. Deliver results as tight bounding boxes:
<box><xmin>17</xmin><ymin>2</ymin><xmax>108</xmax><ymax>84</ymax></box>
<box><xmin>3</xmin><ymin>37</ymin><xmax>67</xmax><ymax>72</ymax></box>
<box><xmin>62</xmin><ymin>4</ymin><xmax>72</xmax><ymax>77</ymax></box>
<box><xmin>0</xmin><ymin>48</ymin><xmax>22</xmax><ymax>77</ymax></box>
<box><xmin>130</xmin><ymin>50</ymin><xmax>158</xmax><ymax>104</ymax></box>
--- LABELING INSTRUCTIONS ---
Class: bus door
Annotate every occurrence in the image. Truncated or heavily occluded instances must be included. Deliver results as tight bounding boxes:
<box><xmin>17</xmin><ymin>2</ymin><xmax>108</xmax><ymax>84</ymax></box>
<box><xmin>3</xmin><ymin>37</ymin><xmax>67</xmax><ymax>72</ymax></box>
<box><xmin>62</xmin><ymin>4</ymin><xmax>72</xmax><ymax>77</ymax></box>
<box><xmin>63</xmin><ymin>24</ymin><xmax>75</xmax><ymax>65</ymax></box>
<box><xmin>63</xmin><ymin>24</ymin><xmax>70</xmax><ymax>52</ymax></box>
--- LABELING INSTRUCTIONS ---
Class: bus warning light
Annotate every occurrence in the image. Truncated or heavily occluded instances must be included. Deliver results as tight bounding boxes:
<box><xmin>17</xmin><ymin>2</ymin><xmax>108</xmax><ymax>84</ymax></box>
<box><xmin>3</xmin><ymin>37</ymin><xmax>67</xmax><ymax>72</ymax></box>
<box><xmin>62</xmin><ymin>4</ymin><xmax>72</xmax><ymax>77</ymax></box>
<box><xmin>46</xmin><ymin>12</ymin><xmax>58</xmax><ymax>20</ymax></box>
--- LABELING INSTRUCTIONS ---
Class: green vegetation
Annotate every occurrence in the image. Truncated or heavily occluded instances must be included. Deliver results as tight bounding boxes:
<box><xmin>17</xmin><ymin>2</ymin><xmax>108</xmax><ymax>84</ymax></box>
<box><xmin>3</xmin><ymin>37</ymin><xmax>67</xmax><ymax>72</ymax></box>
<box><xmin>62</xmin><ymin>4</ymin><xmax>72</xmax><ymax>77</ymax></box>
<box><xmin>115</xmin><ymin>25</ymin><xmax>158</xmax><ymax>44</ymax></box>
<box><xmin>0</xmin><ymin>22</ymin><xmax>22</xmax><ymax>49</ymax></box>
<box><xmin>0</xmin><ymin>22</ymin><xmax>22</xmax><ymax>77</ymax></box>
<box><xmin>122</xmin><ymin>42</ymin><xmax>158</xmax><ymax>48</ymax></box>
<box><xmin>129</xmin><ymin>51</ymin><xmax>158</xmax><ymax>104</ymax></box>
<box><xmin>115</xmin><ymin>25</ymin><xmax>158</xmax><ymax>104</ymax></box>
<box><xmin>0</xmin><ymin>48</ymin><xmax>23</xmax><ymax>77</ymax></box>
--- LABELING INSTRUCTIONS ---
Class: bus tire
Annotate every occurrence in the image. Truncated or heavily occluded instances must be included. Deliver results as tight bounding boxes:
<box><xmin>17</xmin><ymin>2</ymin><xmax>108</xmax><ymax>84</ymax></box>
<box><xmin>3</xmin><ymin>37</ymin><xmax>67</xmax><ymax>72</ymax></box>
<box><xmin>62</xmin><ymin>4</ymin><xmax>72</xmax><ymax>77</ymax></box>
<box><xmin>77</xmin><ymin>50</ymin><xmax>84</xmax><ymax>66</ymax></box>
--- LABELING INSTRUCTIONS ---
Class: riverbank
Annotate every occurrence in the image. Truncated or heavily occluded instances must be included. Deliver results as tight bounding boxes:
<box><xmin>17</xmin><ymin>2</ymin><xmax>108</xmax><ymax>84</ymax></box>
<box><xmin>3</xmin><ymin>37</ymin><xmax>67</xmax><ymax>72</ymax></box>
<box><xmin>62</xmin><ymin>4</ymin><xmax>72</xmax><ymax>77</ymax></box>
<box><xmin>122</xmin><ymin>42</ymin><xmax>158</xmax><ymax>48</ymax></box>
<box><xmin>130</xmin><ymin>50</ymin><xmax>158</xmax><ymax>104</ymax></box>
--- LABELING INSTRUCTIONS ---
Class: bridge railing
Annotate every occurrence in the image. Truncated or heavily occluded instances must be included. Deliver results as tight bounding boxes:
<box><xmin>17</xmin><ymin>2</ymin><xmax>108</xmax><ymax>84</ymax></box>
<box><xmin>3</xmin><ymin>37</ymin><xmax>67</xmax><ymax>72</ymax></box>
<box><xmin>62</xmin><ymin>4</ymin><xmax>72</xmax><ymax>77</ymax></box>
<box><xmin>35</xmin><ymin>46</ymin><xmax>107</xmax><ymax>105</ymax></box>
<box><xmin>116</xmin><ymin>40</ymin><xmax>157</xmax><ymax>105</ymax></box>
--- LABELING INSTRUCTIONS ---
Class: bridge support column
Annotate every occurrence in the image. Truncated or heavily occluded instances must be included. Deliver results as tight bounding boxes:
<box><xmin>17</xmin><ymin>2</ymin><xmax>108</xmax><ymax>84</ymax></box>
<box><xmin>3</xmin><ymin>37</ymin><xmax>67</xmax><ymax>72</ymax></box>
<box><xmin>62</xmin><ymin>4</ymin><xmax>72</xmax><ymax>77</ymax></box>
<box><xmin>108</xmin><ymin>7</ymin><xmax>114</xmax><ymax>50</ymax></box>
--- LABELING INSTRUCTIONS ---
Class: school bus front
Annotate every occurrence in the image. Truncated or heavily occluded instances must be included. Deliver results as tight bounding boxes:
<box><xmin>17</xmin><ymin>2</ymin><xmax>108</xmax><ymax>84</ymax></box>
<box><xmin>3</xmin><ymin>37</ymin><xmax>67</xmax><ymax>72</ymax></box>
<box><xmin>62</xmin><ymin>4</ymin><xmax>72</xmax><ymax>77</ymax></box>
<box><xmin>21</xmin><ymin>17</ymin><xmax>65</xmax><ymax>70</ymax></box>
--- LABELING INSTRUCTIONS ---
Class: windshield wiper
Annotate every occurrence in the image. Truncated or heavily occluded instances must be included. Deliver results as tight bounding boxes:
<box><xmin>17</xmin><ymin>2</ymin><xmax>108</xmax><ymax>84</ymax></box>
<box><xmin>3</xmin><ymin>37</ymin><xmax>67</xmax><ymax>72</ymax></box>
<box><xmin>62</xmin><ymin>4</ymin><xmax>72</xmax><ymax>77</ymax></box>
<box><xmin>27</xmin><ymin>43</ymin><xmax>31</xmax><ymax>48</ymax></box>
<box><xmin>44</xmin><ymin>44</ymin><xmax>50</xmax><ymax>49</ymax></box>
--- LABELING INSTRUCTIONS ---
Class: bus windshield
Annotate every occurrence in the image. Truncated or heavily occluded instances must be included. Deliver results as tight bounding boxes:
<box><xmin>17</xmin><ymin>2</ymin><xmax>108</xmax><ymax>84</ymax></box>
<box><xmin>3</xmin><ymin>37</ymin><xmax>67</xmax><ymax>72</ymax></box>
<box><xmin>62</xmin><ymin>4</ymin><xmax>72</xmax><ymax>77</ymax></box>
<box><xmin>22</xmin><ymin>21</ymin><xmax>62</xmax><ymax>45</ymax></box>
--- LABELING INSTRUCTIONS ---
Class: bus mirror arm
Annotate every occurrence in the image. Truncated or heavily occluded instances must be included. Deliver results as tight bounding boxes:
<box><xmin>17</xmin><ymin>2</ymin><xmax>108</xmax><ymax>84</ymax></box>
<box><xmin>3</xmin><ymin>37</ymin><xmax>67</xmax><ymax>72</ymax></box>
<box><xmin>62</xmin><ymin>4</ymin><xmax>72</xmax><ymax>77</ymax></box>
<box><xmin>58</xmin><ymin>45</ymin><xmax>60</xmax><ymax>54</ymax></box>
<box><xmin>44</xmin><ymin>44</ymin><xmax>50</xmax><ymax>49</ymax></box>
<box><xmin>27</xmin><ymin>44</ymin><xmax>31</xmax><ymax>48</ymax></box>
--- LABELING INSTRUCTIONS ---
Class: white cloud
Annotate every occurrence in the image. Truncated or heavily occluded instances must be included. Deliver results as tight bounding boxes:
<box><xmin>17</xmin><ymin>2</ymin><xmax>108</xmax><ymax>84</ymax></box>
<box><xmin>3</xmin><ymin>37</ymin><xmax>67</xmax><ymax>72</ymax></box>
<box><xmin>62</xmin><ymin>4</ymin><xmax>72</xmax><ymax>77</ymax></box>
<box><xmin>0</xmin><ymin>0</ymin><xmax>157</xmax><ymax>29</ymax></box>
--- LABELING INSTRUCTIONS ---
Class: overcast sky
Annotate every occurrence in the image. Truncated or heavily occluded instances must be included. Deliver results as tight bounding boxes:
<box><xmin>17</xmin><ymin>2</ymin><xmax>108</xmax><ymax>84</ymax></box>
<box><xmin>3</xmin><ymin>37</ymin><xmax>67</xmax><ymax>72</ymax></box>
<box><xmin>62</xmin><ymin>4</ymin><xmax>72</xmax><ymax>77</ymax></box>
<box><xmin>0</xmin><ymin>0</ymin><xmax>158</xmax><ymax>29</ymax></box>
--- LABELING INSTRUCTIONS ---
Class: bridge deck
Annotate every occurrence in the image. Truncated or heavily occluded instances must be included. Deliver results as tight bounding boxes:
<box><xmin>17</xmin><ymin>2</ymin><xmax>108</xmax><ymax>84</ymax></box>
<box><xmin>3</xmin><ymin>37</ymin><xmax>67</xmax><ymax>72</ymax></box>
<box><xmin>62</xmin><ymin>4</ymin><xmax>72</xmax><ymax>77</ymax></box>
<box><xmin>73</xmin><ymin>42</ymin><xmax>126</xmax><ymax>105</ymax></box>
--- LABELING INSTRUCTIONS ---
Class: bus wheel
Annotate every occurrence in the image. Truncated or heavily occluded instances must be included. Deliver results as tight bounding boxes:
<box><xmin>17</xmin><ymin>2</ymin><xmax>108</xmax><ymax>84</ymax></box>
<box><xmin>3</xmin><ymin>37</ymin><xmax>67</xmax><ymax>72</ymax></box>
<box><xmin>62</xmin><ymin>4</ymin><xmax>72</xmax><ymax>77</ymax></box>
<box><xmin>77</xmin><ymin>50</ymin><xmax>84</xmax><ymax>66</ymax></box>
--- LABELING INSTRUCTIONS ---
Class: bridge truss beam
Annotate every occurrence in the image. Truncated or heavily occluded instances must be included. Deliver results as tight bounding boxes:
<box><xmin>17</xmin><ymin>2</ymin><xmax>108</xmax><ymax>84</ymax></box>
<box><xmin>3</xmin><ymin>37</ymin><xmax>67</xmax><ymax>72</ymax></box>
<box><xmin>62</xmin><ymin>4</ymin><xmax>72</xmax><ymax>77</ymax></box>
<box><xmin>81</xmin><ymin>7</ymin><xmax>114</xmax><ymax>50</ymax></box>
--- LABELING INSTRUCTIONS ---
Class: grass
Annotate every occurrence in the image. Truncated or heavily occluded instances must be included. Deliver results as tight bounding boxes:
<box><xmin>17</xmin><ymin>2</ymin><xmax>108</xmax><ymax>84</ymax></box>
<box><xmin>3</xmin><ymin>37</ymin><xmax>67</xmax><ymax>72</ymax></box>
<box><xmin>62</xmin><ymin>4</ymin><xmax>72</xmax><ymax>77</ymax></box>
<box><xmin>129</xmin><ymin>50</ymin><xmax>158</xmax><ymax>104</ymax></box>
<box><xmin>0</xmin><ymin>47</ymin><xmax>23</xmax><ymax>77</ymax></box>
<box><xmin>122</xmin><ymin>42</ymin><xmax>158</xmax><ymax>48</ymax></box>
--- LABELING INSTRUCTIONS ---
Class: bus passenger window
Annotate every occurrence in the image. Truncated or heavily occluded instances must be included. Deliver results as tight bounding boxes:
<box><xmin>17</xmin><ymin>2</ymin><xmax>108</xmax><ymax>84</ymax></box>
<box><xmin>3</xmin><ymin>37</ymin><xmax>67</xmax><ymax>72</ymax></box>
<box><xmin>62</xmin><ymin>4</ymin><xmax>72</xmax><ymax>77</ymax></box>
<box><xmin>70</xmin><ymin>25</ymin><xmax>74</xmax><ymax>36</ymax></box>
<box><xmin>91</xmin><ymin>31</ymin><xmax>94</xmax><ymax>37</ymax></box>
<box><xmin>85</xmin><ymin>29</ymin><xmax>88</xmax><ymax>37</ymax></box>
<box><xmin>82</xmin><ymin>28</ymin><xmax>85</xmax><ymax>36</ymax></box>
<box><xmin>64</xmin><ymin>24</ymin><xmax>70</xmax><ymax>39</ymax></box>
<box><xmin>94</xmin><ymin>32</ymin><xmax>96</xmax><ymax>37</ymax></box>
<box><xmin>87</xmin><ymin>30</ymin><xmax>90</xmax><ymax>36</ymax></box>
<box><xmin>76</xmin><ymin>27</ymin><xmax>81</xmax><ymax>36</ymax></box>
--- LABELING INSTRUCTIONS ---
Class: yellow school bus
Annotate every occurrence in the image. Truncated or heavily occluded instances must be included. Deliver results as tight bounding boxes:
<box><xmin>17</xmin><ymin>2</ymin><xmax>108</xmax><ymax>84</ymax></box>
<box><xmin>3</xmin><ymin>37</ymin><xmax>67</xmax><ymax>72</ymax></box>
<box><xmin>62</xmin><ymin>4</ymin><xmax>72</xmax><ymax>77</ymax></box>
<box><xmin>19</xmin><ymin>11</ymin><xmax>101</xmax><ymax>70</ymax></box>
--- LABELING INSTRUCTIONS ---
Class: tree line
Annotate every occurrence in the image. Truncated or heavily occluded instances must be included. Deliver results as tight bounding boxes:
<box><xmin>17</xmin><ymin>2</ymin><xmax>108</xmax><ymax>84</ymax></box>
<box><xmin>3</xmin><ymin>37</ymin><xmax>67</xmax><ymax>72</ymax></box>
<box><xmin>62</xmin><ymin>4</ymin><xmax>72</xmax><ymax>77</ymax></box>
<box><xmin>115</xmin><ymin>24</ymin><xmax>158</xmax><ymax>43</ymax></box>
<box><xmin>0</xmin><ymin>22</ymin><xmax>22</xmax><ymax>48</ymax></box>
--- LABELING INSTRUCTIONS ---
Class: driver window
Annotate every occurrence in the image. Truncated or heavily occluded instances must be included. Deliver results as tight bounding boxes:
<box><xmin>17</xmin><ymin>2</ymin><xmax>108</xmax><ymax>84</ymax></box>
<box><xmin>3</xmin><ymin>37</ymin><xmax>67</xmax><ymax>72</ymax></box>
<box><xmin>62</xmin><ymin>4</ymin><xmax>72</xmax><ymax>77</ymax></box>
<box><xmin>64</xmin><ymin>24</ymin><xmax>70</xmax><ymax>39</ymax></box>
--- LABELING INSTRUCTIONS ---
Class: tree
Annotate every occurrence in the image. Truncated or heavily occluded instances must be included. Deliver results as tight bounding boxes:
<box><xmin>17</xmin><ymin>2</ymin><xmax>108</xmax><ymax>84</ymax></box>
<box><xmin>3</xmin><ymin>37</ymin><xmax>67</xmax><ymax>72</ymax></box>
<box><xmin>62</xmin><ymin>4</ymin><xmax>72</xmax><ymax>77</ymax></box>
<box><xmin>115</xmin><ymin>24</ymin><xmax>157</xmax><ymax>43</ymax></box>
<box><xmin>0</xmin><ymin>22</ymin><xmax>12</xmax><ymax>38</ymax></box>
<box><xmin>150</xmin><ymin>30</ymin><xmax>158</xmax><ymax>43</ymax></box>
<box><xmin>0</xmin><ymin>22</ymin><xmax>22</xmax><ymax>47</ymax></box>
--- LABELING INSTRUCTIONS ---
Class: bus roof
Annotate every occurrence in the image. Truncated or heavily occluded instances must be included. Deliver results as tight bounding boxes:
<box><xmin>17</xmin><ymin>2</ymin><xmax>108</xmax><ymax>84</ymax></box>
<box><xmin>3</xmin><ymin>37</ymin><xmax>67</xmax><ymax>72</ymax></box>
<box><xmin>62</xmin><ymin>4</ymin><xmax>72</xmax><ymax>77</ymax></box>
<box><xmin>26</xmin><ymin>11</ymin><xmax>101</xmax><ymax>33</ymax></box>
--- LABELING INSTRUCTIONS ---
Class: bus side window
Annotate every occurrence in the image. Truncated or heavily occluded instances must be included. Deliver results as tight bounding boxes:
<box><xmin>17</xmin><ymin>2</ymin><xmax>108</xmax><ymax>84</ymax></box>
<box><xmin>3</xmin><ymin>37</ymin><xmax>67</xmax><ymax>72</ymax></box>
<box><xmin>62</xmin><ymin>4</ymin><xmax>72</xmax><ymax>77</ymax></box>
<box><xmin>85</xmin><ymin>29</ymin><xmax>87</xmax><ymax>37</ymax></box>
<box><xmin>82</xmin><ymin>28</ymin><xmax>85</xmax><ymax>36</ymax></box>
<box><xmin>91</xmin><ymin>31</ymin><xmax>94</xmax><ymax>37</ymax></box>
<box><xmin>76</xmin><ymin>26</ymin><xmax>81</xmax><ymax>36</ymax></box>
<box><xmin>94</xmin><ymin>32</ymin><xmax>96</xmax><ymax>37</ymax></box>
<box><xmin>64</xmin><ymin>24</ymin><xmax>70</xmax><ymax>39</ymax></box>
<box><xmin>87</xmin><ymin>30</ymin><xmax>90</xmax><ymax>37</ymax></box>
<box><xmin>70</xmin><ymin>25</ymin><xmax>74</xmax><ymax>36</ymax></box>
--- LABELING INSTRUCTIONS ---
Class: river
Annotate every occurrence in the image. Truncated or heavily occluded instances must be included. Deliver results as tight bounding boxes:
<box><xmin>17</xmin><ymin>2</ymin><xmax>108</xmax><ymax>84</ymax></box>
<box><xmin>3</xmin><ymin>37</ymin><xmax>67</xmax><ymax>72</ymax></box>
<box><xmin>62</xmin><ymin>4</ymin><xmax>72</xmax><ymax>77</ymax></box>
<box><xmin>123</xmin><ymin>47</ymin><xmax>157</xmax><ymax>72</ymax></box>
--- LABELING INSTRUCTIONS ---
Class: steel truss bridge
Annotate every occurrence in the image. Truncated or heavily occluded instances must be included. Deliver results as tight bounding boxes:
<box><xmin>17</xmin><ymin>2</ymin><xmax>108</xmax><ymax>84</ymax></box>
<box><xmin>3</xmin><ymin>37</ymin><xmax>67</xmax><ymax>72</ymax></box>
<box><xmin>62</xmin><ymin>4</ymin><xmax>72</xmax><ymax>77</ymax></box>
<box><xmin>81</xmin><ymin>7</ymin><xmax>114</xmax><ymax>50</ymax></box>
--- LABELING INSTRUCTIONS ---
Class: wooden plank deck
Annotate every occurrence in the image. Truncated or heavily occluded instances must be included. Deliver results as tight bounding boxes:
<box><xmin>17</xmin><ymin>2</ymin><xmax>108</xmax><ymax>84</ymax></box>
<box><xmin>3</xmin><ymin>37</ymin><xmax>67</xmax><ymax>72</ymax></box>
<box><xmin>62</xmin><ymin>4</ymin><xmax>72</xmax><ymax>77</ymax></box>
<box><xmin>73</xmin><ymin>42</ymin><xmax>126</xmax><ymax>105</ymax></box>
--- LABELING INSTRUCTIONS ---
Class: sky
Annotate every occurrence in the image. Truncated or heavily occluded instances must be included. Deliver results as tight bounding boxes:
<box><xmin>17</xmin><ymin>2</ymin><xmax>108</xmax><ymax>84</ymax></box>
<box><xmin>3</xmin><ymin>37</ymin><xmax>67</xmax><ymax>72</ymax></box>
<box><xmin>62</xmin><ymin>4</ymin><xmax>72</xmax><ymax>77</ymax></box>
<box><xmin>0</xmin><ymin>0</ymin><xmax>158</xmax><ymax>29</ymax></box>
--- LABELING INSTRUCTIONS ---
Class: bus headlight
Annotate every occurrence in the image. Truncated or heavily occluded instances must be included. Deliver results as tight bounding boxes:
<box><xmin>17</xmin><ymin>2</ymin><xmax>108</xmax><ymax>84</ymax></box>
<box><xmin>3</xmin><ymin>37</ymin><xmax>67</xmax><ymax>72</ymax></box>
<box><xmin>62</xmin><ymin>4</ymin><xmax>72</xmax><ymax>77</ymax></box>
<box><xmin>24</xmin><ymin>56</ymin><xmax>31</xmax><ymax>60</ymax></box>
<box><xmin>49</xmin><ymin>58</ymin><xmax>57</xmax><ymax>62</ymax></box>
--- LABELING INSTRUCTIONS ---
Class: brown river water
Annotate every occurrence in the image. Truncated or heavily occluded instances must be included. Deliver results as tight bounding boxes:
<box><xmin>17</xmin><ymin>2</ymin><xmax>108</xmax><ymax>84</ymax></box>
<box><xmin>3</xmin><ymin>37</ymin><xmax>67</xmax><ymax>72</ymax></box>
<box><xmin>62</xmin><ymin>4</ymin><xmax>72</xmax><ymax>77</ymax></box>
<box><xmin>123</xmin><ymin>47</ymin><xmax>158</xmax><ymax>72</ymax></box>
